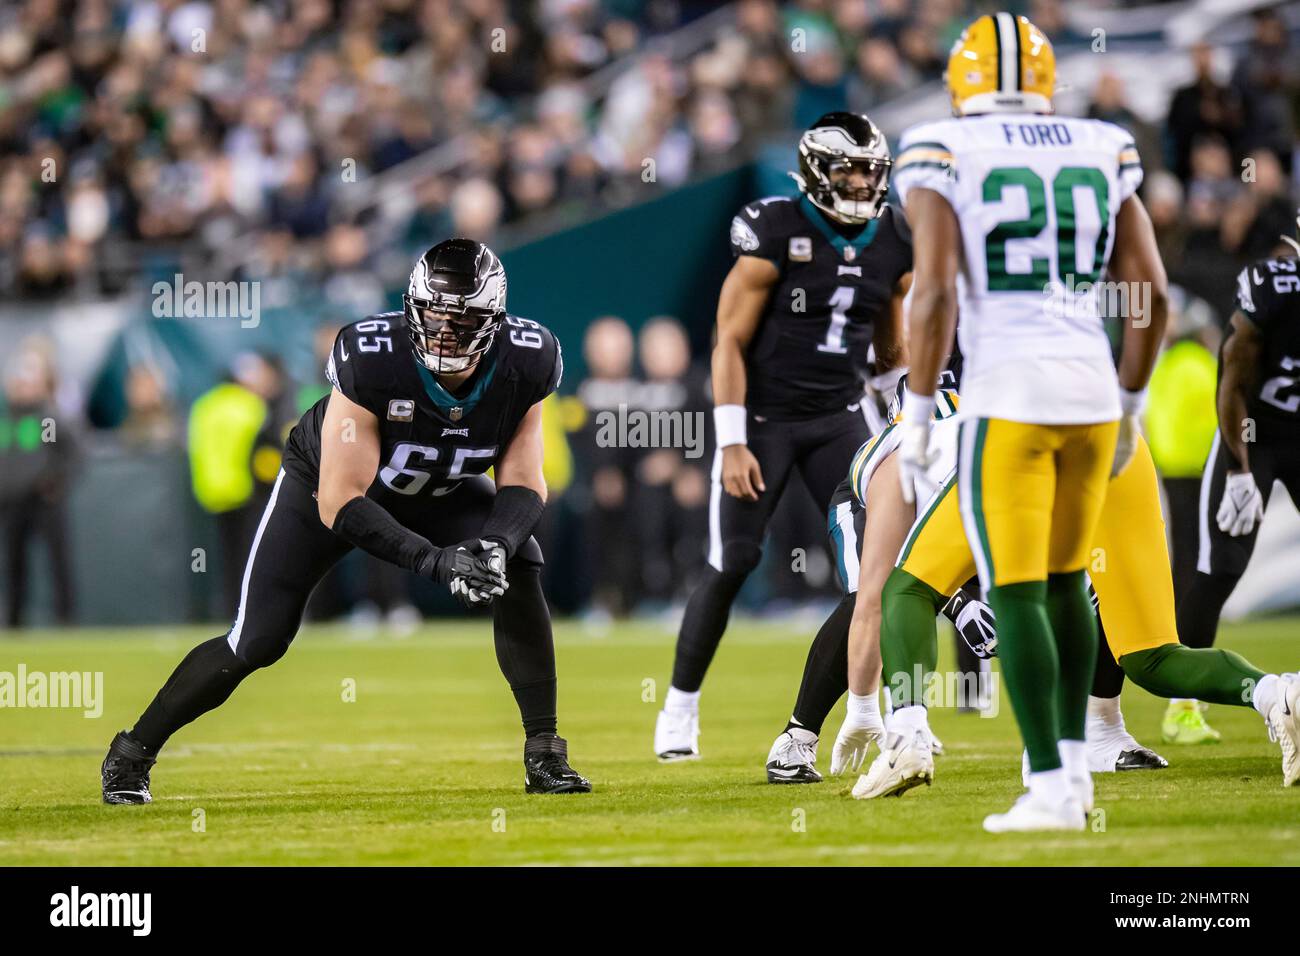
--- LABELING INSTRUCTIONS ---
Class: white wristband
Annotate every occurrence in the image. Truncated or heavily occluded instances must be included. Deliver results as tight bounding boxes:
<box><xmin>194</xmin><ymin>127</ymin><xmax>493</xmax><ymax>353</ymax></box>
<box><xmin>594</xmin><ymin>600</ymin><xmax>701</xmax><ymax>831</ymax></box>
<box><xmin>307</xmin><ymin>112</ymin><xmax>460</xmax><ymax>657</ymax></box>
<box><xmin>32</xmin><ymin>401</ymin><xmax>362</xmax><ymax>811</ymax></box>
<box><xmin>714</xmin><ymin>404</ymin><xmax>747</xmax><ymax>448</ymax></box>
<box><xmin>847</xmin><ymin>691</ymin><xmax>880</xmax><ymax>716</ymax></box>
<box><xmin>868</xmin><ymin>365</ymin><xmax>907</xmax><ymax>394</ymax></box>
<box><xmin>1120</xmin><ymin>387</ymin><xmax>1147</xmax><ymax>417</ymax></box>
<box><xmin>901</xmin><ymin>388</ymin><xmax>936</xmax><ymax>425</ymax></box>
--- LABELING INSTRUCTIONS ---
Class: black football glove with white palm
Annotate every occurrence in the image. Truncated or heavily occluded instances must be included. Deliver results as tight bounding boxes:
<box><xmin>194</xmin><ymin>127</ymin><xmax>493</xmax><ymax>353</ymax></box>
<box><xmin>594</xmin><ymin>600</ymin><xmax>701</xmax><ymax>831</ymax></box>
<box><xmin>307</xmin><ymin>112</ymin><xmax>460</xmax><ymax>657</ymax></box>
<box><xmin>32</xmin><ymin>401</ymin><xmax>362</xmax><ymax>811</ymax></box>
<box><xmin>942</xmin><ymin>587</ymin><xmax>998</xmax><ymax>660</ymax></box>
<box><xmin>419</xmin><ymin>540</ymin><xmax>508</xmax><ymax>609</ymax></box>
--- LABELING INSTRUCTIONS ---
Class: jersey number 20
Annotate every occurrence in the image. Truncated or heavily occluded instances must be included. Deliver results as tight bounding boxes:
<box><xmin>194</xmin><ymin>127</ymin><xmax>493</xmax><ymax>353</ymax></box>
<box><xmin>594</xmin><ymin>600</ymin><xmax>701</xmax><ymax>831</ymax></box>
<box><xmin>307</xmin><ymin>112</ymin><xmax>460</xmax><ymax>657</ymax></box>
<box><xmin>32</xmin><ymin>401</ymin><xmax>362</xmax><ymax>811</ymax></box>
<box><xmin>982</xmin><ymin>166</ymin><xmax>1109</xmax><ymax>291</ymax></box>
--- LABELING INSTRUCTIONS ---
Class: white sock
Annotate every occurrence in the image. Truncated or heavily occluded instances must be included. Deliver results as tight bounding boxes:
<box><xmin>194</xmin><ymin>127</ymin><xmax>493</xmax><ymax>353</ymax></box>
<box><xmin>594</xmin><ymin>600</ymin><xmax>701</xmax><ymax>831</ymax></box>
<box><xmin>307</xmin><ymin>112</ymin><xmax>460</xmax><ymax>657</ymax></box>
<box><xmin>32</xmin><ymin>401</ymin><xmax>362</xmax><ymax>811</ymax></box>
<box><xmin>1059</xmin><ymin>739</ymin><xmax>1086</xmax><ymax>781</ymax></box>
<box><xmin>890</xmin><ymin>704</ymin><xmax>929</xmax><ymax>736</ymax></box>
<box><xmin>1253</xmin><ymin>673</ymin><xmax>1280</xmax><ymax>718</ymax></box>
<box><xmin>1029</xmin><ymin>767</ymin><xmax>1071</xmax><ymax>803</ymax></box>
<box><xmin>665</xmin><ymin>686</ymin><xmax>700</xmax><ymax>714</ymax></box>
<box><xmin>1086</xmin><ymin>697</ymin><xmax>1129</xmax><ymax>744</ymax></box>
<box><xmin>1087</xmin><ymin>694</ymin><xmax>1121</xmax><ymax>723</ymax></box>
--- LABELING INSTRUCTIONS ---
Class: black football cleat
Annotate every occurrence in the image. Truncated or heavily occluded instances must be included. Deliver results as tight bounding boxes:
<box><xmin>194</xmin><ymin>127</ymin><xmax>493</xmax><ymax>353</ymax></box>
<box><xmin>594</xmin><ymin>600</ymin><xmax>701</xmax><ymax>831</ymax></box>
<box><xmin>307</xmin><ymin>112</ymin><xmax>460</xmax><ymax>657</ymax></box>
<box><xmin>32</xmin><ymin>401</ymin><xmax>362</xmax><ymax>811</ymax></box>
<box><xmin>1115</xmin><ymin>746</ymin><xmax>1169</xmax><ymax>771</ymax></box>
<box><xmin>765</xmin><ymin>731</ymin><xmax>823</xmax><ymax>784</ymax></box>
<box><xmin>524</xmin><ymin>735</ymin><xmax>592</xmax><ymax>794</ymax></box>
<box><xmin>101</xmin><ymin>731</ymin><xmax>157</xmax><ymax>804</ymax></box>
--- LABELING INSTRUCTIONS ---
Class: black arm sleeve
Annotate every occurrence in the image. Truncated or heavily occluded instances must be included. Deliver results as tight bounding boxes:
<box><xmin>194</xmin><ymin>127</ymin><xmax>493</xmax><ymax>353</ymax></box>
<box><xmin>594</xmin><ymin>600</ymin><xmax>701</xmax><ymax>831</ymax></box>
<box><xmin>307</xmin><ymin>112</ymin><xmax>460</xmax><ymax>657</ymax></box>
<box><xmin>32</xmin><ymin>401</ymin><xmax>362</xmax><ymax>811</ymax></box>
<box><xmin>481</xmin><ymin>485</ymin><xmax>545</xmax><ymax>558</ymax></box>
<box><xmin>332</xmin><ymin>496</ymin><xmax>437</xmax><ymax>574</ymax></box>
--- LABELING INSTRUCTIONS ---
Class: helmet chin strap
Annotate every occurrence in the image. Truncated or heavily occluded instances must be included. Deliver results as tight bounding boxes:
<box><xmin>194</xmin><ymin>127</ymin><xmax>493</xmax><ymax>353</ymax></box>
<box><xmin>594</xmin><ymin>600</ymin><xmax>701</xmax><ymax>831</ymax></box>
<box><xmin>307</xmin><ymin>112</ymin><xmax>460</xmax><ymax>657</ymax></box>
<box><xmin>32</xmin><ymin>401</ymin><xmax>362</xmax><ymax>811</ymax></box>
<box><xmin>830</xmin><ymin>195</ymin><xmax>879</xmax><ymax>224</ymax></box>
<box><xmin>429</xmin><ymin>354</ymin><xmax>475</xmax><ymax>374</ymax></box>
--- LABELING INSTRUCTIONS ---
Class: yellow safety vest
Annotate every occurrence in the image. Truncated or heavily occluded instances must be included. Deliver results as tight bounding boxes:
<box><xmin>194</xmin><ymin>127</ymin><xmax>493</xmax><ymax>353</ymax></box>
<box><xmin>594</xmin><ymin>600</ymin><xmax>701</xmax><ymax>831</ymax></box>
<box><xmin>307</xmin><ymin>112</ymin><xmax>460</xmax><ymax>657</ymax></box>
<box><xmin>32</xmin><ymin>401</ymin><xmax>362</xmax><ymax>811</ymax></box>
<box><xmin>188</xmin><ymin>383</ymin><xmax>268</xmax><ymax>513</ymax></box>
<box><xmin>1146</xmin><ymin>340</ymin><xmax>1218</xmax><ymax>479</ymax></box>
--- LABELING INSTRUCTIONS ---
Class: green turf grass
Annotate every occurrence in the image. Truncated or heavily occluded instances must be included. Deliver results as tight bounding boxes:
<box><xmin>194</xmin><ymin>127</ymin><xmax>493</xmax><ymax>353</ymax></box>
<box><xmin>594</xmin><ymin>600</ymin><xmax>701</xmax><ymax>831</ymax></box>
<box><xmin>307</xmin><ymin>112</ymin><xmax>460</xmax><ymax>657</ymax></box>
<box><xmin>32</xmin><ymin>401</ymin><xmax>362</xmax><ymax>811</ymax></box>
<box><xmin>2</xmin><ymin>616</ymin><xmax>1298</xmax><ymax>866</ymax></box>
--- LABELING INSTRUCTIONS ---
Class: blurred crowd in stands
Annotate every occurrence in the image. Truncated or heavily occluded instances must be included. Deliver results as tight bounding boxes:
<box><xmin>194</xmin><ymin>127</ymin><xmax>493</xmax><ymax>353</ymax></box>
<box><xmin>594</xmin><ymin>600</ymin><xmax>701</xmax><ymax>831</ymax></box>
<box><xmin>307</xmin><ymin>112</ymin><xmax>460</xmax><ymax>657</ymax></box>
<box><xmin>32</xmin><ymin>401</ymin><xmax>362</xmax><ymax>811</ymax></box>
<box><xmin>14</xmin><ymin>0</ymin><xmax>1298</xmax><ymax>302</ymax></box>
<box><xmin>3</xmin><ymin>0</ymin><xmax>1298</xmax><ymax>312</ymax></box>
<box><xmin>2</xmin><ymin>0</ymin><xmax>1300</xmax><ymax>625</ymax></box>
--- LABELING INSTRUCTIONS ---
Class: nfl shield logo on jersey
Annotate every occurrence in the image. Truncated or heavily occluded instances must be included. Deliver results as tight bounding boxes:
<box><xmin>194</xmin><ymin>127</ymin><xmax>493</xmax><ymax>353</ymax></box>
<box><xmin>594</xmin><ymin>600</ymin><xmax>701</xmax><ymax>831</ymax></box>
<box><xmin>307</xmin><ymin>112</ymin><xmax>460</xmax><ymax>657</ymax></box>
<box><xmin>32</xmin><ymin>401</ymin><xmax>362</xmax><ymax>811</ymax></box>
<box><xmin>449</xmin><ymin>406</ymin><xmax>464</xmax><ymax>422</ymax></box>
<box><xmin>843</xmin><ymin>246</ymin><xmax>857</xmax><ymax>262</ymax></box>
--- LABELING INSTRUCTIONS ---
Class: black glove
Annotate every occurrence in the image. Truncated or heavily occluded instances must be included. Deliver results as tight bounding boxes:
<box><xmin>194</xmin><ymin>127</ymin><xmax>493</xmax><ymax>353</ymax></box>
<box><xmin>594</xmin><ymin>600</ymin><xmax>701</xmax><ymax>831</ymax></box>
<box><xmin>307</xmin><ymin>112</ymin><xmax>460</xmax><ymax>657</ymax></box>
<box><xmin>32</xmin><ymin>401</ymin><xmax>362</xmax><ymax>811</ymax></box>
<box><xmin>952</xmin><ymin>595</ymin><xmax>998</xmax><ymax>660</ymax></box>
<box><xmin>419</xmin><ymin>540</ymin><xmax>508</xmax><ymax>609</ymax></box>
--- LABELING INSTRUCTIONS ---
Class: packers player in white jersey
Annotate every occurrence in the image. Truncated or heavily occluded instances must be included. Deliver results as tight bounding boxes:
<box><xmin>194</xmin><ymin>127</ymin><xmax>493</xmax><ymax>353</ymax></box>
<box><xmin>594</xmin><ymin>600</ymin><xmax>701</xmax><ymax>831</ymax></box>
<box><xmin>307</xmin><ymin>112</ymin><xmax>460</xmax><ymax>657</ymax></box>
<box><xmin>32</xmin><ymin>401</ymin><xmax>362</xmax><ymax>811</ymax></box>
<box><xmin>893</xmin><ymin>12</ymin><xmax>1169</xmax><ymax>831</ymax></box>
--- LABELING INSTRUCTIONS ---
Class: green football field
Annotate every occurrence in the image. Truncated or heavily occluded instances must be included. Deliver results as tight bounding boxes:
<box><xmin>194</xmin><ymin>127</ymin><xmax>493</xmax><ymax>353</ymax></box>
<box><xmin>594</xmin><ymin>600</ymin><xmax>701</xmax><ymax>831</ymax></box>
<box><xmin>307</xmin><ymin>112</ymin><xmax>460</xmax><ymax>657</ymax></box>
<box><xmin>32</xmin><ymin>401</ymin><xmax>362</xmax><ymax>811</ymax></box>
<box><xmin>2</xmin><ymin>615</ymin><xmax>1299</xmax><ymax>866</ymax></box>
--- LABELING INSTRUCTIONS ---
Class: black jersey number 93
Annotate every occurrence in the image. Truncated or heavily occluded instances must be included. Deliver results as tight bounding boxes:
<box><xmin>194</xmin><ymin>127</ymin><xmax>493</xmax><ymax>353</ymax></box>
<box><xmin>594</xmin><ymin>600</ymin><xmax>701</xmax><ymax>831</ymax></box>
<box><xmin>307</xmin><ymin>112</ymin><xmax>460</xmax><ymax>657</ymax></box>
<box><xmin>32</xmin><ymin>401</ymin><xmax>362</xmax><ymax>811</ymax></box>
<box><xmin>1236</xmin><ymin>255</ymin><xmax>1300</xmax><ymax>426</ymax></box>
<box><xmin>282</xmin><ymin>311</ymin><xmax>563</xmax><ymax>497</ymax></box>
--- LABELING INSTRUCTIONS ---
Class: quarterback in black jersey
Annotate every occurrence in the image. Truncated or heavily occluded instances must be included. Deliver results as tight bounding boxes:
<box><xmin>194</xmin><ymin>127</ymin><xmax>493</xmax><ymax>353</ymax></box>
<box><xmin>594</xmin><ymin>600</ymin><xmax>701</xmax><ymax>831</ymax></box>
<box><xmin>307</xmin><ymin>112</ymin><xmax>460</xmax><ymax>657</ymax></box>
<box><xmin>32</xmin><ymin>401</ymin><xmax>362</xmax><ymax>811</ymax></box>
<box><xmin>1176</xmin><ymin>214</ymin><xmax>1300</xmax><ymax>700</ymax></box>
<box><xmin>102</xmin><ymin>239</ymin><xmax>591</xmax><ymax>803</ymax></box>
<box><xmin>655</xmin><ymin>112</ymin><xmax>911</xmax><ymax>760</ymax></box>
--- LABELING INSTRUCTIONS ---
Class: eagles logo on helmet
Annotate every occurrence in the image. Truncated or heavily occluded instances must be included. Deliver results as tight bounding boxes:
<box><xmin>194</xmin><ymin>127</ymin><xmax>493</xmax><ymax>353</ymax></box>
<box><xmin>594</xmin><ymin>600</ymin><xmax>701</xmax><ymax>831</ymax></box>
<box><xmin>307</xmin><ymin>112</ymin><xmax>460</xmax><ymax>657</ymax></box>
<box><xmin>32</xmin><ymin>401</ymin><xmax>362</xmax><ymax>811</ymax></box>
<box><xmin>403</xmin><ymin>237</ymin><xmax>507</xmax><ymax>374</ymax></box>
<box><xmin>790</xmin><ymin>111</ymin><xmax>892</xmax><ymax>225</ymax></box>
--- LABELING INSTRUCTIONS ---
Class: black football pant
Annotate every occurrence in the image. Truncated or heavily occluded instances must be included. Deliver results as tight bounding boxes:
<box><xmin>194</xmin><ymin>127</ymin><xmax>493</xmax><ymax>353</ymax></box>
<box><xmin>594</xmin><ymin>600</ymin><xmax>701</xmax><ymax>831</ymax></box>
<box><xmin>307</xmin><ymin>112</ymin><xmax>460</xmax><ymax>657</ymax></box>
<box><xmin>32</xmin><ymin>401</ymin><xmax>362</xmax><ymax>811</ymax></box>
<box><xmin>1175</xmin><ymin>431</ymin><xmax>1300</xmax><ymax>652</ymax></box>
<box><xmin>670</xmin><ymin>406</ymin><xmax>871</xmax><ymax>693</ymax></box>
<box><xmin>131</xmin><ymin>471</ymin><xmax>558</xmax><ymax>752</ymax></box>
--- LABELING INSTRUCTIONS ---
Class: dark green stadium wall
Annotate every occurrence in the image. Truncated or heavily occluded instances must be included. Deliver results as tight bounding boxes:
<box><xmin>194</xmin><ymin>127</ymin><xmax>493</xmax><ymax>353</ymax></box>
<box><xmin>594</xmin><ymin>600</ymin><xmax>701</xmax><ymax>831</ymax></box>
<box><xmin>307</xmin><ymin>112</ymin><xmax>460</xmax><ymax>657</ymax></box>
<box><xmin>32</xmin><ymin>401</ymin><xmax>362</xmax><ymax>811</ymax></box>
<box><xmin>501</xmin><ymin>165</ymin><xmax>757</xmax><ymax>375</ymax></box>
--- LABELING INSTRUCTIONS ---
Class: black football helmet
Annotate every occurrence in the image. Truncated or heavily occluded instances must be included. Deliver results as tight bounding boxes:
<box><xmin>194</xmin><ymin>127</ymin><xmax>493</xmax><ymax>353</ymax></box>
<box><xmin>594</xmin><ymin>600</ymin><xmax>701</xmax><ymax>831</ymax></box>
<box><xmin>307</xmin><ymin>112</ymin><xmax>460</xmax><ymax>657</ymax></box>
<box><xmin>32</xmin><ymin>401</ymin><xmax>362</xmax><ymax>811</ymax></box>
<box><xmin>791</xmin><ymin>112</ymin><xmax>892</xmax><ymax>225</ymax></box>
<box><xmin>404</xmin><ymin>238</ymin><xmax>507</xmax><ymax>374</ymax></box>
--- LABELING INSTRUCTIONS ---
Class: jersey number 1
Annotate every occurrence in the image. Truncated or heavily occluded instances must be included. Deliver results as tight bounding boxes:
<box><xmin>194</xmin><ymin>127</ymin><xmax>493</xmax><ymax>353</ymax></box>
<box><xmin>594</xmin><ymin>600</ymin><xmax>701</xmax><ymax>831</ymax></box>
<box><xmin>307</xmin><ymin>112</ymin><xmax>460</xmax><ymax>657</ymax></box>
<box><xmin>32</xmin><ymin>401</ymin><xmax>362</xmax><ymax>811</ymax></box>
<box><xmin>817</xmin><ymin>286</ymin><xmax>855</xmax><ymax>354</ymax></box>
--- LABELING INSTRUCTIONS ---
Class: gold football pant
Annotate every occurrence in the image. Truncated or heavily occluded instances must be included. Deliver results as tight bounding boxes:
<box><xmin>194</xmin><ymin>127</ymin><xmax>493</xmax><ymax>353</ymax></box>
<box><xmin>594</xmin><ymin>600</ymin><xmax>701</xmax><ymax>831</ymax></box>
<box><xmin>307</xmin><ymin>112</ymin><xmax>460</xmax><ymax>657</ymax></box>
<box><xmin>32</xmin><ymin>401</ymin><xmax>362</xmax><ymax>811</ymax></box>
<box><xmin>898</xmin><ymin>434</ymin><xmax>1178</xmax><ymax>658</ymax></box>
<box><xmin>956</xmin><ymin>417</ymin><xmax>1119</xmax><ymax>588</ymax></box>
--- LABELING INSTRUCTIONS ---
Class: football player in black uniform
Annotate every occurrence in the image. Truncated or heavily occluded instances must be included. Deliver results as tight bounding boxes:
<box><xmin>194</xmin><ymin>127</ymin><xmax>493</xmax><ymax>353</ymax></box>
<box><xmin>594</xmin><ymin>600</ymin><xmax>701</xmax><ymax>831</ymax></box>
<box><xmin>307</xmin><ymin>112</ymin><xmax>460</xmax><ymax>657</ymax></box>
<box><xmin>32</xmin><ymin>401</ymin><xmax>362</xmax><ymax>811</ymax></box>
<box><xmin>654</xmin><ymin>112</ymin><xmax>912</xmax><ymax>760</ymax></box>
<box><xmin>101</xmin><ymin>239</ymin><xmax>591</xmax><ymax>802</ymax></box>
<box><xmin>1170</xmin><ymin>212</ymin><xmax>1300</xmax><ymax>741</ymax></box>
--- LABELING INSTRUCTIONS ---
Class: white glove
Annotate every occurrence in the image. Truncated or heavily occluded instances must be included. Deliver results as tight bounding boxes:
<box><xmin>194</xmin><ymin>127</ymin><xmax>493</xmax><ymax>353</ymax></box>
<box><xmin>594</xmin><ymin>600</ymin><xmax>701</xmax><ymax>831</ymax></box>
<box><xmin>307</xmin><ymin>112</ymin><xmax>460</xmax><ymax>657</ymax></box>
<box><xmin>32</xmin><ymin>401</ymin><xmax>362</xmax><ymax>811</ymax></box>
<box><xmin>897</xmin><ymin>390</ymin><xmax>936</xmax><ymax>505</ymax></box>
<box><xmin>1111</xmin><ymin>414</ymin><xmax>1140</xmax><ymax>478</ymax></box>
<box><xmin>1217</xmin><ymin>471</ymin><xmax>1265</xmax><ymax>537</ymax></box>
<box><xmin>830</xmin><ymin>692</ymin><xmax>886</xmax><ymax>776</ymax></box>
<box><xmin>1111</xmin><ymin>388</ymin><xmax>1147</xmax><ymax>478</ymax></box>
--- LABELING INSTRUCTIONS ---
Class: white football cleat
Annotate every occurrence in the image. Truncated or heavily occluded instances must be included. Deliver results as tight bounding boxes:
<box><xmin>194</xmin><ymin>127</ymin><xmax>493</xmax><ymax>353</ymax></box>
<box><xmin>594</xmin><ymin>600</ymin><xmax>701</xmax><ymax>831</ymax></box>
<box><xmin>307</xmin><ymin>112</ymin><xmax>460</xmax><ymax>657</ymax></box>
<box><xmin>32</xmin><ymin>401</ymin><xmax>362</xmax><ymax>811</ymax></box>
<box><xmin>983</xmin><ymin>791</ymin><xmax>1085</xmax><ymax>833</ymax></box>
<box><xmin>766</xmin><ymin>729</ymin><xmax>823</xmax><ymax>784</ymax></box>
<box><xmin>851</xmin><ymin>730</ymin><xmax>934</xmax><ymax>799</ymax></box>
<box><xmin>654</xmin><ymin>708</ymin><xmax>700</xmax><ymax>762</ymax></box>
<box><xmin>1265</xmin><ymin>674</ymin><xmax>1300</xmax><ymax>787</ymax></box>
<box><xmin>929</xmin><ymin>731</ymin><xmax>945</xmax><ymax>756</ymax></box>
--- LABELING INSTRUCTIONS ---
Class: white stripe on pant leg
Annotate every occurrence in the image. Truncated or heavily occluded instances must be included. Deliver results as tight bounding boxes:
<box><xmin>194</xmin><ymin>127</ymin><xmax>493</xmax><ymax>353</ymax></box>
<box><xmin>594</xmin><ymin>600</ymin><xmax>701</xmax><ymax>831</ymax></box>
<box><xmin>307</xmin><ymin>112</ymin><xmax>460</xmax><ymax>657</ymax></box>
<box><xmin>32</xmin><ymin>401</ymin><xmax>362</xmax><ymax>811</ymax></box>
<box><xmin>707</xmin><ymin>447</ymin><xmax>724</xmax><ymax>571</ymax></box>
<box><xmin>227</xmin><ymin>469</ymin><xmax>286</xmax><ymax>653</ymax></box>
<box><xmin>1196</xmin><ymin>431</ymin><xmax>1222</xmax><ymax>575</ymax></box>
<box><xmin>837</xmin><ymin>501</ymin><xmax>860</xmax><ymax>591</ymax></box>
<box><xmin>957</xmin><ymin>422</ymin><xmax>992</xmax><ymax>594</ymax></box>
